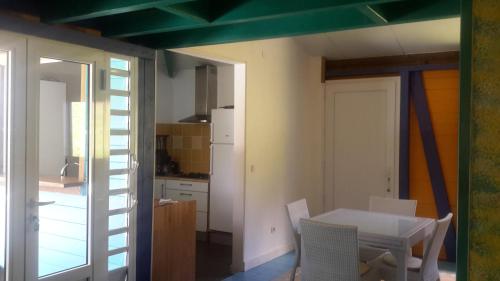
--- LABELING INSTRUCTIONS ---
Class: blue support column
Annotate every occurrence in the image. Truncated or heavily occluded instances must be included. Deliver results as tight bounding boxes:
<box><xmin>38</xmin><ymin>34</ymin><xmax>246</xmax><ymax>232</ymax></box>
<box><xmin>399</xmin><ymin>71</ymin><xmax>410</xmax><ymax>200</ymax></box>
<box><xmin>410</xmin><ymin>71</ymin><xmax>457</xmax><ymax>261</ymax></box>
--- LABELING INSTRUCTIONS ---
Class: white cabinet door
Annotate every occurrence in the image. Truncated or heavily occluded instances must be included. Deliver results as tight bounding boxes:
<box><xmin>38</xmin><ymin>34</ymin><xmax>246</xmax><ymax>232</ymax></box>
<box><xmin>165</xmin><ymin>180</ymin><xmax>208</xmax><ymax>193</ymax></box>
<box><xmin>164</xmin><ymin>189</ymin><xmax>208</xmax><ymax>212</ymax></box>
<box><xmin>324</xmin><ymin>77</ymin><xmax>400</xmax><ymax>211</ymax></box>
<box><xmin>209</xmin><ymin>144</ymin><xmax>234</xmax><ymax>233</ymax></box>
<box><xmin>211</xmin><ymin>109</ymin><xmax>234</xmax><ymax>144</ymax></box>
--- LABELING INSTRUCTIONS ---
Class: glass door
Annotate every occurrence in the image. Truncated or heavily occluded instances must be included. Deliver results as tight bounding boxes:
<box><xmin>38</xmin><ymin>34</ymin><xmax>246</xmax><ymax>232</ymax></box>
<box><xmin>25</xmin><ymin>38</ymin><xmax>138</xmax><ymax>281</ymax></box>
<box><xmin>0</xmin><ymin>48</ymin><xmax>8</xmax><ymax>281</ymax></box>
<box><xmin>0</xmin><ymin>31</ymin><xmax>27</xmax><ymax>281</ymax></box>
<box><xmin>25</xmin><ymin>38</ymin><xmax>99</xmax><ymax>281</ymax></box>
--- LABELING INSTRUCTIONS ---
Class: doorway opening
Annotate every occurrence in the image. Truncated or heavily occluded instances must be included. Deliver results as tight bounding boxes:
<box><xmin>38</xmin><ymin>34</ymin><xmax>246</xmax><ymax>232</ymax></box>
<box><xmin>153</xmin><ymin>50</ymin><xmax>246</xmax><ymax>281</ymax></box>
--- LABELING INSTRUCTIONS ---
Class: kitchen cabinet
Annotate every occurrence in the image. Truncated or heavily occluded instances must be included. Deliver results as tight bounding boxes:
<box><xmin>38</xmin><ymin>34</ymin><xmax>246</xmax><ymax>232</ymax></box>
<box><xmin>154</xmin><ymin>179</ymin><xmax>165</xmax><ymax>199</ymax></box>
<box><xmin>152</xmin><ymin>200</ymin><xmax>196</xmax><ymax>281</ymax></box>
<box><xmin>211</xmin><ymin>109</ymin><xmax>234</xmax><ymax>144</ymax></box>
<box><xmin>155</xmin><ymin>177</ymin><xmax>209</xmax><ymax>232</ymax></box>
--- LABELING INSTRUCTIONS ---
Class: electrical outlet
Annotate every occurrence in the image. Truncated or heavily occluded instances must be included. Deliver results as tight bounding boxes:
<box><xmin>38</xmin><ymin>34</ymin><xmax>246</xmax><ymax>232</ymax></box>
<box><xmin>270</xmin><ymin>226</ymin><xmax>276</xmax><ymax>233</ymax></box>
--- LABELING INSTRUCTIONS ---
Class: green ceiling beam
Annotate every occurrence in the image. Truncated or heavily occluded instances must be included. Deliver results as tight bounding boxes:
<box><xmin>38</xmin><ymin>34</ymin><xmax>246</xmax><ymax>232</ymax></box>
<box><xmin>156</xmin><ymin>0</ymin><xmax>210</xmax><ymax>23</ymax></box>
<box><xmin>211</xmin><ymin>0</ymin><xmax>401</xmax><ymax>24</ymax></box>
<box><xmin>131</xmin><ymin>8</ymin><xmax>377</xmax><ymax>48</ymax></box>
<box><xmin>42</xmin><ymin>0</ymin><xmax>197</xmax><ymax>23</ymax></box>
<box><xmin>104</xmin><ymin>0</ymin><xmax>404</xmax><ymax>38</ymax></box>
<box><xmin>357</xmin><ymin>5</ymin><xmax>389</xmax><ymax>24</ymax></box>
<box><xmin>101</xmin><ymin>10</ymin><xmax>204</xmax><ymax>38</ymax></box>
<box><xmin>369</xmin><ymin>0</ymin><xmax>459</xmax><ymax>22</ymax></box>
<box><xmin>130</xmin><ymin>0</ymin><xmax>459</xmax><ymax>49</ymax></box>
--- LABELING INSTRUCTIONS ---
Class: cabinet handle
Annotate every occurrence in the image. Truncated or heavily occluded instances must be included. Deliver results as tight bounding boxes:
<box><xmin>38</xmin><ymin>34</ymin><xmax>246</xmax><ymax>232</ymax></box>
<box><xmin>180</xmin><ymin>193</ymin><xmax>192</xmax><ymax>196</ymax></box>
<box><xmin>180</xmin><ymin>183</ymin><xmax>192</xmax><ymax>186</ymax></box>
<box><xmin>210</xmin><ymin>144</ymin><xmax>214</xmax><ymax>175</ymax></box>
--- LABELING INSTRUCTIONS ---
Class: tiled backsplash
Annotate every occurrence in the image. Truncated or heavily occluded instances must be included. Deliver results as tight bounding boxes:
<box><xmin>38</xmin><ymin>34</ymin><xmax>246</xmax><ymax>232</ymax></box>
<box><xmin>156</xmin><ymin>123</ymin><xmax>211</xmax><ymax>174</ymax></box>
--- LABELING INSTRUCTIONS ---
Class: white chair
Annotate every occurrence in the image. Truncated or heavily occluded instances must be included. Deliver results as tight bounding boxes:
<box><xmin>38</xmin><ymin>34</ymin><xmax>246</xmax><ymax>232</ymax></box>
<box><xmin>286</xmin><ymin>199</ymin><xmax>310</xmax><ymax>281</ymax></box>
<box><xmin>375</xmin><ymin>213</ymin><xmax>453</xmax><ymax>281</ymax></box>
<box><xmin>299</xmin><ymin>218</ymin><xmax>372</xmax><ymax>281</ymax></box>
<box><xmin>360</xmin><ymin>196</ymin><xmax>418</xmax><ymax>263</ymax></box>
<box><xmin>369</xmin><ymin>196</ymin><xmax>417</xmax><ymax>216</ymax></box>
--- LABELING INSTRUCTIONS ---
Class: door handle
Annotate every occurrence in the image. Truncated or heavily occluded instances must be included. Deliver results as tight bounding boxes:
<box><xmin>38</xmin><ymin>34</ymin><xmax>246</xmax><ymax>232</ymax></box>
<box><xmin>209</xmin><ymin>144</ymin><xmax>214</xmax><ymax>175</ymax></box>
<box><xmin>128</xmin><ymin>192</ymin><xmax>138</xmax><ymax>211</ymax></box>
<box><xmin>30</xmin><ymin>199</ymin><xmax>56</xmax><ymax>208</ymax></box>
<box><xmin>130</xmin><ymin>153</ymin><xmax>139</xmax><ymax>174</ymax></box>
<box><xmin>386</xmin><ymin>175</ymin><xmax>392</xmax><ymax>193</ymax></box>
<box><xmin>32</xmin><ymin>215</ymin><xmax>40</xmax><ymax>232</ymax></box>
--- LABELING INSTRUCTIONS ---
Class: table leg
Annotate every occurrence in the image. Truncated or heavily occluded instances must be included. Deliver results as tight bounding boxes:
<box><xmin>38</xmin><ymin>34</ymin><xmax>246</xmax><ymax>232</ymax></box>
<box><xmin>389</xmin><ymin>248</ymin><xmax>408</xmax><ymax>281</ymax></box>
<box><xmin>423</xmin><ymin>230</ymin><xmax>433</xmax><ymax>255</ymax></box>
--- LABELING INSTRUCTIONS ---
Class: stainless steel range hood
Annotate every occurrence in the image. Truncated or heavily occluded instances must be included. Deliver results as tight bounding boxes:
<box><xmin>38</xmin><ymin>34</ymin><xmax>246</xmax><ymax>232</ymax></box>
<box><xmin>179</xmin><ymin>65</ymin><xmax>217</xmax><ymax>123</ymax></box>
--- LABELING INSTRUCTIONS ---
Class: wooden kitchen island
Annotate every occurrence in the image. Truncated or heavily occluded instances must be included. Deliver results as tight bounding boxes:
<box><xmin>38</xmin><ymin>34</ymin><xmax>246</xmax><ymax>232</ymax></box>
<box><xmin>152</xmin><ymin>200</ymin><xmax>196</xmax><ymax>281</ymax></box>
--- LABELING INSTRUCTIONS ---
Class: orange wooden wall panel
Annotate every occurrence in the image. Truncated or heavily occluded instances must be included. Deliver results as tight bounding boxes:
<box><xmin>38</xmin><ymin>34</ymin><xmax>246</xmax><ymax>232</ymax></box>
<box><xmin>409</xmin><ymin>70</ymin><xmax>459</xmax><ymax>259</ymax></box>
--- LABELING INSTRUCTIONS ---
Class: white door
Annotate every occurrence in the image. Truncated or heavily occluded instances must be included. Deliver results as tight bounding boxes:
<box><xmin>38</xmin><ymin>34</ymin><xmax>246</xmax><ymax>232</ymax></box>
<box><xmin>26</xmin><ymin>38</ymin><xmax>101</xmax><ymax>281</ymax></box>
<box><xmin>0</xmin><ymin>31</ymin><xmax>27</xmax><ymax>281</ymax></box>
<box><xmin>324</xmin><ymin>77</ymin><xmax>400</xmax><ymax>211</ymax></box>
<box><xmin>25</xmin><ymin>38</ymin><xmax>137</xmax><ymax>281</ymax></box>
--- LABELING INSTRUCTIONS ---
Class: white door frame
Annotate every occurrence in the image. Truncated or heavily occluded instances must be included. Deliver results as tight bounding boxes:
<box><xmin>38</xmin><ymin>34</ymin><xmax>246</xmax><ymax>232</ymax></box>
<box><xmin>98</xmin><ymin>53</ymin><xmax>138</xmax><ymax>281</ymax></box>
<box><xmin>26</xmin><ymin>39</ymin><xmax>138</xmax><ymax>281</ymax></box>
<box><xmin>323</xmin><ymin>77</ymin><xmax>400</xmax><ymax>211</ymax></box>
<box><xmin>0</xmin><ymin>30</ymin><xmax>27</xmax><ymax>281</ymax></box>
<box><xmin>0</xmin><ymin>30</ymin><xmax>139</xmax><ymax>281</ymax></box>
<box><xmin>158</xmin><ymin>50</ymin><xmax>247</xmax><ymax>272</ymax></box>
<box><xmin>26</xmin><ymin>37</ymin><xmax>101</xmax><ymax>281</ymax></box>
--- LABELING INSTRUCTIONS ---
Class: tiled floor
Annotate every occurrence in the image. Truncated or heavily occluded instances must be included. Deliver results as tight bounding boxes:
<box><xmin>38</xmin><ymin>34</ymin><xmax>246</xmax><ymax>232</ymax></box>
<box><xmin>223</xmin><ymin>251</ymin><xmax>456</xmax><ymax>281</ymax></box>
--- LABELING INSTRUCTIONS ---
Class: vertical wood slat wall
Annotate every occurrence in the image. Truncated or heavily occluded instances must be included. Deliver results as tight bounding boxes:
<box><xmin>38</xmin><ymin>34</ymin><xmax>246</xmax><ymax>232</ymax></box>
<box><xmin>410</xmin><ymin>69</ymin><xmax>459</xmax><ymax>258</ymax></box>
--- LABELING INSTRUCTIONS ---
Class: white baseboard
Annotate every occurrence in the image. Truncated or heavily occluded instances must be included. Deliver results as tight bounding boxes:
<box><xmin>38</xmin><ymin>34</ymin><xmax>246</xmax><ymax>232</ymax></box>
<box><xmin>243</xmin><ymin>243</ymin><xmax>294</xmax><ymax>271</ymax></box>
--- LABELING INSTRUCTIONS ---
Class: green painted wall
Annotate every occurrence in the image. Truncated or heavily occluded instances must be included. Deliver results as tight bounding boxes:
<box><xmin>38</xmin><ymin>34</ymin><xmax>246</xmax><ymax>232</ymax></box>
<box><xmin>469</xmin><ymin>0</ymin><xmax>500</xmax><ymax>280</ymax></box>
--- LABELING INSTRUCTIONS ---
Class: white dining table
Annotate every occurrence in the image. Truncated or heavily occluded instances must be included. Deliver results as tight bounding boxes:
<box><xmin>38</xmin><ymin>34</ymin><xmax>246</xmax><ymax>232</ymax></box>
<box><xmin>309</xmin><ymin>208</ymin><xmax>436</xmax><ymax>281</ymax></box>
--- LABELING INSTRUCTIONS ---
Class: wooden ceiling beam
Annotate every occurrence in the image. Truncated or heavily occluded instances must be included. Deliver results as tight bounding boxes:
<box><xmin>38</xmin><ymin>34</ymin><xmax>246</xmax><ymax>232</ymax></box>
<box><xmin>42</xmin><ymin>0</ymin><xmax>198</xmax><ymax>24</ymax></box>
<box><xmin>324</xmin><ymin>51</ymin><xmax>459</xmax><ymax>79</ymax></box>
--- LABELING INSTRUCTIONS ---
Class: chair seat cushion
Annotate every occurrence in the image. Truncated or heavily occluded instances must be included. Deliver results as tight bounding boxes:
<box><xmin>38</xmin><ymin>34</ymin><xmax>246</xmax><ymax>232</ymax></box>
<box><xmin>383</xmin><ymin>254</ymin><xmax>422</xmax><ymax>271</ymax></box>
<box><xmin>359</xmin><ymin>262</ymin><xmax>371</xmax><ymax>276</ymax></box>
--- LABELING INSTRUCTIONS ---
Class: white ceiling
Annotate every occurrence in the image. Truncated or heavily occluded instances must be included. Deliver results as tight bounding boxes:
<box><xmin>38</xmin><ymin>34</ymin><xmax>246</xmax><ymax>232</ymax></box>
<box><xmin>293</xmin><ymin>17</ymin><xmax>460</xmax><ymax>60</ymax></box>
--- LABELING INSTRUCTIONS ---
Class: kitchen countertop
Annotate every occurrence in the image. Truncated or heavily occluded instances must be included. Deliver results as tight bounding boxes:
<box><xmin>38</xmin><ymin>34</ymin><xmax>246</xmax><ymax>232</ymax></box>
<box><xmin>39</xmin><ymin>176</ymin><xmax>84</xmax><ymax>188</ymax></box>
<box><xmin>155</xmin><ymin>176</ymin><xmax>209</xmax><ymax>183</ymax></box>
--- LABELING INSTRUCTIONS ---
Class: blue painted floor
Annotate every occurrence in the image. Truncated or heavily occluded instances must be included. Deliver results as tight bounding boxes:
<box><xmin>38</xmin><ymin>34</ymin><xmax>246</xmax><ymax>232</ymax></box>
<box><xmin>222</xmin><ymin>252</ymin><xmax>456</xmax><ymax>281</ymax></box>
<box><xmin>223</xmin><ymin>252</ymin><xmax>295</xmax><ymax>281</ymax></box>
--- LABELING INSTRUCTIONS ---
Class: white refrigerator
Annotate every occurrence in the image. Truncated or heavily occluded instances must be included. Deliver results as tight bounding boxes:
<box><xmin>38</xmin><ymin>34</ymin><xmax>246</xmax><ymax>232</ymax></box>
<box><xmin>209</xmin><ymin>108</ymin><xmax>234</xmax><ymax>233</ymax></box>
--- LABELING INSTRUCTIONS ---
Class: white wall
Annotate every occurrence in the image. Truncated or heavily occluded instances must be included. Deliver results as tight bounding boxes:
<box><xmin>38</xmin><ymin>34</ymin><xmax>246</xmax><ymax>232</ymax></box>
<box><xmin>176</xmin><ymin>38</ymin><xmax>325</xmax><ymax>269</ymax></box>
<box><xmin>217</xmin><ymin>65</ymin><xmax>234</xmax><ymax>107</ymax></box>
<box><xmin>156</xmin><ymin>51</ymin><xmax>235</xmax><ymax>123</ymax></box>
<box><xmin>39</xmin><ymin>61</ymin><xmax>82</xmax><ymax>177</ymax></box>
<box><xmin>39</xmin><ymin>80</ymin><xmax>66</xmax><ymax>177</ymax></box>
<box><xmin>155</xmin><ymin>51</ymin><xmax>174</xmax><ymax>123</ymax></box>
